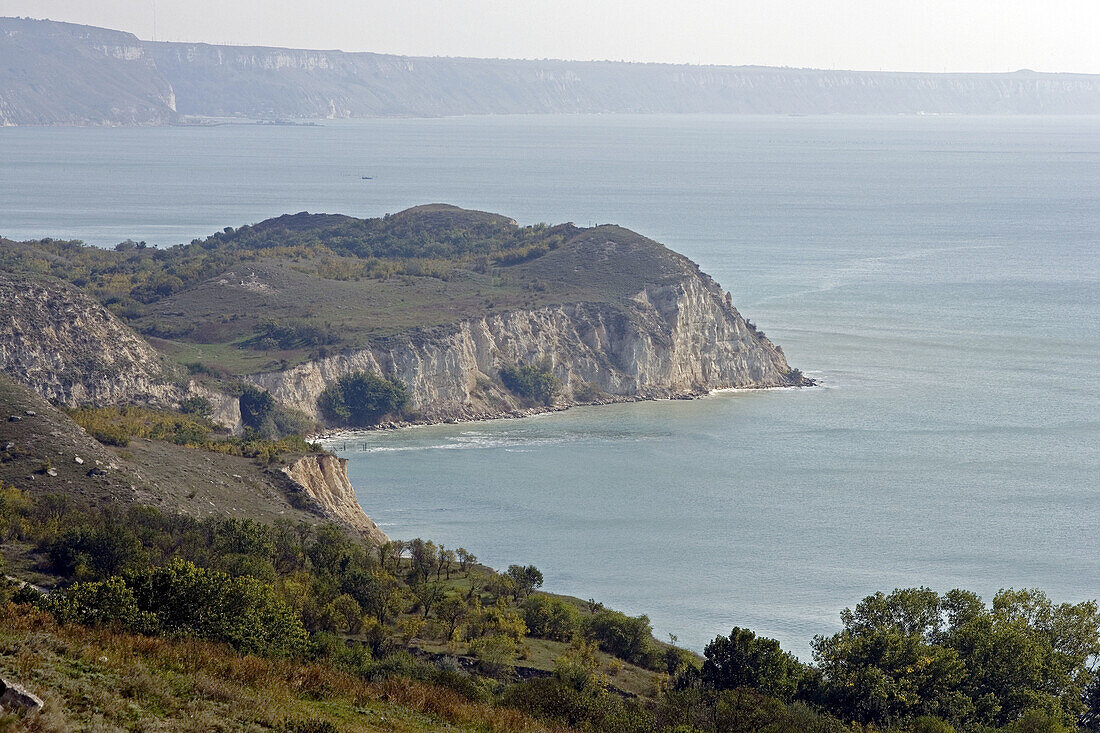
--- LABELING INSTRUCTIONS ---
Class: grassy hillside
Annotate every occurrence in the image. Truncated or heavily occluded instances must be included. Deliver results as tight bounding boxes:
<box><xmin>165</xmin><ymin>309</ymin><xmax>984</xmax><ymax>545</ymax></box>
<box><xmin>0</xmin><ymin>205</ymin><xmax>695</xmax><ymax>376</ymax></box>
<box><xmin>0</xmin><ymin>374</ymin><xmax>340</xmax><ymax>540</ymax></box>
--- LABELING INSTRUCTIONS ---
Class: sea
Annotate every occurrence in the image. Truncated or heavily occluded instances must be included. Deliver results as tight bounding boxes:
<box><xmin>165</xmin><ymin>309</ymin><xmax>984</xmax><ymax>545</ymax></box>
<box><xmin>2</xmin><ymin>115</ymin><xmax>1097</xmax><ymax>656</ymax></box>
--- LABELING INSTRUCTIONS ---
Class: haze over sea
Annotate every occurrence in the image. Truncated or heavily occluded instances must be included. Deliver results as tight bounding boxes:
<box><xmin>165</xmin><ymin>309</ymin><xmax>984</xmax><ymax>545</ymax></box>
<box><xmin>2</xmin><ymin>115</ymin><xmax>1097</xmax><ymax>655</ymax></box>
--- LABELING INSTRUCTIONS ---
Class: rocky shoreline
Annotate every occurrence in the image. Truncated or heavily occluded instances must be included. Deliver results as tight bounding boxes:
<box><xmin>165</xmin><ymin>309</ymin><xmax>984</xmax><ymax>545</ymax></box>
<box><xmin>312</xmin><ymin>378</ymin><xmax>817</xmax><ymax>442</ymax></box>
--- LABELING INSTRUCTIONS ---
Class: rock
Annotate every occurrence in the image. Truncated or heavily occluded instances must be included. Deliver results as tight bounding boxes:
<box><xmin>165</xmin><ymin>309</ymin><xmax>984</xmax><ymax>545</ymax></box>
<box><xmin>24</xmin><ymin>410</ymin><xmax>36</xmax><ymax>416</ymax></box>
<box><xmin>45</xmin><ymin>468</ymin><xmax>58</xmax><ymax>477</ymax></box>
<box><xmin>86</xmin><ymin>467</ymin><xmax>108</xmax><ymax>477</ymax></box>
<box><xmin>3</xmin><ymin>442</ymin><xmax>13</xmax><ymax>451</ymax></box>
<box><xmin>74</xmin><ymin>456</ymin><xmax>84</xmax><ymax>464</ymax></box>
<box><xmin>8</xmin><ymin>415</ymin><xmax>21</xmax><ymax>422</ymax></box>
<box><xmin>249</xmin><ymin>272</ymin><xmax>797</xmax><ymax>427</ymax></box>
<box><xmin>281</xmin><ymin>455</ymin><xmax>389</xmax><ymax>545</ymax></box>
<box><xmin>0</xmin><ymin>273</ymin><xmax>185</xmax><ymax>409</ymax></box>
<box><xmin>0</xmin><ymin>677</ymin><xmax>44</xmax><ymax>714</ymax></box>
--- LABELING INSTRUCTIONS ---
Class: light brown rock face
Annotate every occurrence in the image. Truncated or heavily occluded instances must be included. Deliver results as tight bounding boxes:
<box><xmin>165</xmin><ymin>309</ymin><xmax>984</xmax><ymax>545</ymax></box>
<box><xmin>281</xmin><ymin>454</ymin><xmax>388</xmax><ymax>545</ymax></box>
<box><xmin>249</xmin><ymin>270</ymin><xmax>798</xmax><ymax>425</ymax></box>
<box><xmin>0</xmin><ymin>273</ymin><xmax>184</xmax><ymax>407</ymax></box>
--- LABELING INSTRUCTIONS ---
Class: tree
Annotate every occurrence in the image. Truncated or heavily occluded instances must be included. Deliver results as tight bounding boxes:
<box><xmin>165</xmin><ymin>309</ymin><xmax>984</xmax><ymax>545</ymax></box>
<box><xmin>702</xmin><ymin>627</ymin><xmax>803</xmax><ymax>702</ymax></box>
<box><xmin>1082</xmin><ymin>667</ymin><xmax>1100</xmax><ymax>731</ymax></box>
<box><xmin>407</xmin><ymin>538</ymin><xmax>438</xmax><ymax>585</ymax></box>
<box><xmin>124</xmin><ymin>558</ymin><xmax>308</xmax><ymax>657</ymax></box>
<box><xmin>414</xmin><ymin>581</ymin><xmax>446</xmax><ymax>619</ymax></box>
<box><xmin>436</xmin><ymin>595</ymin><xmax>469</xmax><ymax>639</ymax></box>
<box><xmin>525</xmin><ymin>594</ymin><xmax>582</xmax><ymax>641</ymax></box>
<box><xmin>585</xmin><ymin>609</ymin><xmax>654</xmax><ymax>667</ymax></box>
<box><xmin>507</xmin><ymin>564</ymin><xmax>544</xmax><ymax>600</ymax></box>
<box><xmin>456</xmin><ymin>548</ymin><xmax>476</xmax><ymax>575</ymax></box>
<box><xmin>238</xmin><ymin>384</ymin><xmax>276</xmax><ymax>432</ymax></box>
<box><xmin>811</xmin><ymin>587</ymin><xmax>1100</xmax><ymax>729</ymax></box>
<box><xmin>317</xmin><ymin>371</ymin><xmax>408</xmax><ymax>426</ymax></box>
<box><xmin>437</xmin><ymin>548</ymin><xmax>456</xmax><ymax>580</ymax></box>
<box><xmin>499</xmin><ymin>361</ymin><xmax>559</xmax><ymax>405</ymax></box>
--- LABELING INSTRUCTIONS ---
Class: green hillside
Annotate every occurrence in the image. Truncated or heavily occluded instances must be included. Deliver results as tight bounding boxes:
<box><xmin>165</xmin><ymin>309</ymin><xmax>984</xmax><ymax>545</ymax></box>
<box><xmin>0</xmin><ymin>205</ymin><xmax>693</xmax><ymax>376</ymax></box>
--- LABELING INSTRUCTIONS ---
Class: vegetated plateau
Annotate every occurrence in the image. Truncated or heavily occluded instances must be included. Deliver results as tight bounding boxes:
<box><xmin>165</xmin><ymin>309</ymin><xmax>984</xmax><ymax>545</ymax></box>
<box><xmin>0</xmin><ymin>206</ymin><xmax>1097</xmax><ymax>732</ymax></box>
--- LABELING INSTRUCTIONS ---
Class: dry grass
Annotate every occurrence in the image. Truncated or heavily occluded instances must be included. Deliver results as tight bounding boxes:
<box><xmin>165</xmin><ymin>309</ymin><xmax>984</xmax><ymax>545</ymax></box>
<box><xmin>0</xmin><ymin>604</ymin><xmax>574</xmax><ymax>733</ymax></box>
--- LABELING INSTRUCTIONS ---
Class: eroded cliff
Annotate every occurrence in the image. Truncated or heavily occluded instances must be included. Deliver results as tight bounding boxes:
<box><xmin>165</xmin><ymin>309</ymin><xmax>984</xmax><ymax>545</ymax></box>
<box><xmin>281</xmin><ymin>454</ymin><xmax>388</xmax><ymax>544</ymax></box>
<box><xmin>0</xmin><ymin>273</ymin><xmax>184</xmax><ymax>406</ymax></box>
<box><xmin>249</xmin><ymin>265</ymin><xmax>799</xmax><ymax>425</ymax></box>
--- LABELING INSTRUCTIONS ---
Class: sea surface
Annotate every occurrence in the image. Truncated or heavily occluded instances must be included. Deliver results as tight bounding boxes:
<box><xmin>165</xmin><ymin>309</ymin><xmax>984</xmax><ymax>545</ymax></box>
<box><xmin>2</xmin><ymin>115</ymin><xmax>1098</xmax><ymax>656</ymax></box>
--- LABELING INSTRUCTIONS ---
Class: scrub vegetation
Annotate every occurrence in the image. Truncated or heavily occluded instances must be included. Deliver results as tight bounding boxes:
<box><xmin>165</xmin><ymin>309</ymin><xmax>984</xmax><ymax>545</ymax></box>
<box><xmin>2</xmin><ymin>482</ymin><xmax>1097</xmax><ymax>733</ymax></box>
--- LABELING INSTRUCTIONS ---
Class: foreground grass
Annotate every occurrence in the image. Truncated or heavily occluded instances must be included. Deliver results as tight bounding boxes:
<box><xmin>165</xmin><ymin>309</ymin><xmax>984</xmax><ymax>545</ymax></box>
<box><xmin>0</xmin><ymin>604</ymin><xmax>568</xmax><ymax>733</ymax></box>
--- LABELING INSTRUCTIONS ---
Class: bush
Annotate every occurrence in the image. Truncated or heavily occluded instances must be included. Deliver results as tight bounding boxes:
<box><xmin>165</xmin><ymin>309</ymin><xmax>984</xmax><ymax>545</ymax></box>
<box><xmin>499</xmin><ymin>361</ymin><xmax>559</xmax><ymax>405</ymax></box>
<box><xmin>46</xmin><ymin>576</ymin><xmax>157</xmax><ymax>632</ymax></box>
<box><xmin>585</xmin><ymin>608</ymin><xmax>655</xmax><ymax>668</ymax></box>
<box><xmin>317</xmin><ymin>371</ymin><xmax>408</xmax><ymax>426</ymax></box>
<box><xmin>570</xmin><ymin>380</ymin><xmax>603</xmax><ymax>403</ymax></box>
<box><xmin>524</xmin><ymin>595</ymin><xmax>582</xmax><ymax>641</ymax></box>
<box><xmin>238</xmin><ymin>384</ymin><xmax>276</xmax><ymax>432</ymax></box>
<box><xmin>469</xmin><ymin>634</ymin><xmax>518</xmax><ymax>676</ymax></box>
<box><xmin>125</xmin><ymin>558</ymin><xmax>308</xmax><ymax>657</ymax></box>
<box><xmin>178</xmin><ymin>396</ymin><xmax>213</xmax><ymax>417</ymax></box>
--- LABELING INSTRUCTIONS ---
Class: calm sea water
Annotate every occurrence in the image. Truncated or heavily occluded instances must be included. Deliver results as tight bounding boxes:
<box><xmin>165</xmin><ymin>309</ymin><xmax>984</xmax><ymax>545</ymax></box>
<box><xmin>2</xmin><ymin>116</ymin><xmax>1097</xmax><ymax>656</ymax></box>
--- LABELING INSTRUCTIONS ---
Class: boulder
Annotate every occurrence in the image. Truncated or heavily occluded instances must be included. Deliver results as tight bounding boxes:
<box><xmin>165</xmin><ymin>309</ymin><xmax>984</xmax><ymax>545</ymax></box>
<box><xmin>0</xmin><ymin>678</ymin><xmax>44</xmax><ymax>713</ymax></box>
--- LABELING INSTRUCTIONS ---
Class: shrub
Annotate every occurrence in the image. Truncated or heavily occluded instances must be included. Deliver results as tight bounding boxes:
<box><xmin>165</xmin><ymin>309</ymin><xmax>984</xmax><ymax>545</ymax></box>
<box><xmin>524</xmin><ymin>595</ymin><xmax>582</xmax><ymax>642</ymax></box>
<box><xmin>178</xmin><ymin>395</ymin><xmax>213</xmax><ymax>417</ymax></box>
<box><xmin>317</xmin><ymin>371</ymin><xmax>408</xmax><ymax>426</ymax></box>
<box><xmin>701</xmin><ymin>626</ymin><xmax>803</xmax><ymax>701</ymax></box>
<box><xmin>585</xmin><ymin>608</ymin><xmax>656</xmax><ymax>668</ymax></box>
<box><xmin>570</xmin><ymin>380</ymin><xmax>603</xmax><ymax>402</ymax></box>
<box><xmin>469</xmin><ymin>634</ymin><xmax>517</xmax><ymax>676</ymax></box>
<box><xmin>125</xmin><ymin>558</ymin><xmax>308</xmax><ymax>657</ymax></box>
<box><xmin>238</xmin><ymin>384</ymin><xmax>276</xmax><ymax>432</ymax></box>
<box><xmin>46</xmin><ymin>576</ymin><xmax>157</xmax><ymax>632</ymax></box>
<box><xmin>499</xmin><ymin>360</ymin><xmax>559</xmax><ymax>405</ymax></box>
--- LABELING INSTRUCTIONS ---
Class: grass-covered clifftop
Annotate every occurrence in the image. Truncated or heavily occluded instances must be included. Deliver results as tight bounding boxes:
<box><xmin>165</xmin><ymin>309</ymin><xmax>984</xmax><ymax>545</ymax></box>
<box><xmin>1</xmin><ymin>205</ymin><xmax>695</xmax><ymax>376</ymax></box>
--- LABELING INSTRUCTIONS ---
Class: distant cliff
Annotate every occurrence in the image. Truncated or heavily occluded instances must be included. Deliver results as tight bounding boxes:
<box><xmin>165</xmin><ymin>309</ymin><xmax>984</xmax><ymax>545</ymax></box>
<box><xmin>0</xmin><ymin>18</ymin><xmax>175</xmax><ymax>126</ymax></box>
<box><xmin>3</xmin><ymin>17</ymin><xmax>1100</xmax><ymax>126</ymax></box>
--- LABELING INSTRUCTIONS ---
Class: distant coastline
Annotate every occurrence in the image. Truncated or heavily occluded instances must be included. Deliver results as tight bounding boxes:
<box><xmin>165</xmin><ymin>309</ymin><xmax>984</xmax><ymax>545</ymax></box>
<box><xmin>4</xmin><ymin>16</ymin><xmax>1100</xmax><ymax>126</ymax></box>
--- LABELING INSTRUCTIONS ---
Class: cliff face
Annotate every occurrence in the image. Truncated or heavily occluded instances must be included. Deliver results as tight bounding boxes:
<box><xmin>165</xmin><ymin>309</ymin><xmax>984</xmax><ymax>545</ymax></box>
<box><xmin>249</xmin><ymin>269</ymin><xmax>796</xmax><ymax>425</ymax></box>
<box><xmin>149</xmin><ymin>44</ymin><xmax>1100</xmax><ymax>118</ymax></box>
<box><xmin>281</xmin><ymin>454</ymin><xmax>388</xmax><ymax>544</ymax></box>
<box><xmin>0</xmin><ymin>18</ymin><xmax>175</xmax><ymax>126</ymax></box>
<box><xmin>0</xmin><ymin>273</ymin><xmax>185</xmax><ymax>406</ymax></box>
<box><xmin>4</xmin><ymin>17</ymin><xmax>1100</xmax><ymax>126</ymax></box>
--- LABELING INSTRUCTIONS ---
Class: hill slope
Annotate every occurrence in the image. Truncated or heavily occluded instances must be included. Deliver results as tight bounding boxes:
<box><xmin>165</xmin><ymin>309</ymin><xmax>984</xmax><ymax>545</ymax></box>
<box><xmin>1</xmin><ymin>205</ymin><xmax>807</xmax><ymax>429</ymax></box>
<box><xmin>0</xmin><ymin>373</ymin><xmax>386</xmax><ymax>542</ymax></box>
<box><xmin>3</xmin><ymin>17</ymin><xmax>1100</xmax><ymax>125</ymax></box>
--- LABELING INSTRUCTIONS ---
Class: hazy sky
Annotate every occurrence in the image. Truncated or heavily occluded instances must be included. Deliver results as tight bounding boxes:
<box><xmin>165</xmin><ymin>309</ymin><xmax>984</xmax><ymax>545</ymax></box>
<box><xmin>4</xmin><ymin>0</ymin><xmax>1099</xmax><ymax>73</ymax></box>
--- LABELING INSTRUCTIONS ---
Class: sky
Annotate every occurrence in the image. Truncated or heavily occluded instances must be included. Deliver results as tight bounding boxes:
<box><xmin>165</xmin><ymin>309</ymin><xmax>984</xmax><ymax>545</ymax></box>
<box><xmin>3</xmin><ymin>0</ymin><xmax>1099</xmax><ymax>74</ymax></box>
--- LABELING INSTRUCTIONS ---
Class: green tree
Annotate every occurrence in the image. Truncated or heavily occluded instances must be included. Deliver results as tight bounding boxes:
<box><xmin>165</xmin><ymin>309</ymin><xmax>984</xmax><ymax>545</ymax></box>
<box><xmin>525</xmin><ymin>594</ymin><xmax>583</xmax><ymax>642</ymax></box>
<box><xmin>702</xmin><ymin>627</ymin><xmax>803</xmax><ymax>702</ymax></box>
<box><xmin>812</xmin><ymin>587</ymin><xmax>1100</xmax><ymax>729</ymax></box>
<box><xmin>506</xmin><ymin>564</ymin><xmax>544</xmax><ymax>600</ymax></box>
<box><xmin>238</xmin><ymin>384</ymin><xmax>276</xmax><ymax>432</ymax></box>
<box><xmin>499</xmin><ymin>361</ymin><xmax>559</xmax><ymax>405</ymax></box>
<box><xmin>317</xmin><ymin>371</ymin><xmax>408</xmax><ymax>426</ymax></box>
<box><xmin>585</xmin><ymin>608</ymin><xmax>655</xmax><ymax>667</ymax></box>
<box><xmin>126</xmin><ymin>558</ymin><xmax>308</xmax><ymax>657</ymax></box>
